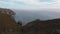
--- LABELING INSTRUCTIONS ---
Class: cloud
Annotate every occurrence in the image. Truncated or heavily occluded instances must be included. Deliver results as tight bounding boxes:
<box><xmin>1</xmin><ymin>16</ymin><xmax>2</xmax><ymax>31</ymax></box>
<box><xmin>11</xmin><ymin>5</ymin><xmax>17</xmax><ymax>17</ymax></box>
<box><xmin>11</xmin><ymin>0</ymin><xmax>60</xmax><ymax>9</ymax></box>
<box><xmin>0</xmin><ymin>1</ymin><xmax>15</xmax><ymax>5</ymax></box>
<box><xmin>0</xmin><ymin>0</ymin><xmax>60</xmax><ymax>10</ymax></box>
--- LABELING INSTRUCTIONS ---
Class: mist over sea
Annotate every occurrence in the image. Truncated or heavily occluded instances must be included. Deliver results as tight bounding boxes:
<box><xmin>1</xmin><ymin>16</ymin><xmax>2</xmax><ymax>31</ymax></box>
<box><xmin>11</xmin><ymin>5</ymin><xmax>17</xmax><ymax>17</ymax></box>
<box><xmin>12</xmin><ymin>9</ymin><xmax>60</xmax><ymax>25</ymax></box>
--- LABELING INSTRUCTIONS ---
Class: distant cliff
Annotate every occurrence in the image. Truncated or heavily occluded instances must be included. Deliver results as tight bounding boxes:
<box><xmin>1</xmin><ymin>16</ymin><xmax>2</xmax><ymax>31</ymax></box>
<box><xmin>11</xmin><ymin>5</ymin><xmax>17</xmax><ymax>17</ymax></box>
<box><xmin>23</xmin><ymin>19</ymin><xmax>60</xmax><ymax>34</ymax></box>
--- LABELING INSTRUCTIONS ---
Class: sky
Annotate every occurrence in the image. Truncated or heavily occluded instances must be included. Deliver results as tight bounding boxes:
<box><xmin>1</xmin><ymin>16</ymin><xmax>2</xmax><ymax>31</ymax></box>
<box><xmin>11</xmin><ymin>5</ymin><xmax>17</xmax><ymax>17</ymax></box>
<box><xmin>0</xmin><ymin>0</ymin><xmax>60</xmax><ymax>10</ymax></box>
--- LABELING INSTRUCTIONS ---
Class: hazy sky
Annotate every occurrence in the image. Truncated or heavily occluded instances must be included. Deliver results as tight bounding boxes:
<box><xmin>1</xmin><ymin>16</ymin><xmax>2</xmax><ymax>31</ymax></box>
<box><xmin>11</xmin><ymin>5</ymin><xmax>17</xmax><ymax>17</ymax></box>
<box><xmin>0</xmin><ymin>0</ymin><xmax>60</xmax><ymax>10</ymax></box>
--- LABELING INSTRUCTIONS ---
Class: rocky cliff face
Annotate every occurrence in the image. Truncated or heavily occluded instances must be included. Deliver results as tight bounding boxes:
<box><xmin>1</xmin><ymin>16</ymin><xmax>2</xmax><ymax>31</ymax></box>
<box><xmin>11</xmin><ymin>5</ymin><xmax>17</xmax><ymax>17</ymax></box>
<box><xmin>0</xmin><ymin>8</ymin><xmax>16</xmax><ymax>15</ymax></box>
<box><xmin>0</xmin><ymin>8</ymin><xmax>22</xmax><ymax>34</ymax></box>
<box><xmin>23</xmin><ymin>19</ymin><xmax>60</xmax><ymax>34</ymax></box>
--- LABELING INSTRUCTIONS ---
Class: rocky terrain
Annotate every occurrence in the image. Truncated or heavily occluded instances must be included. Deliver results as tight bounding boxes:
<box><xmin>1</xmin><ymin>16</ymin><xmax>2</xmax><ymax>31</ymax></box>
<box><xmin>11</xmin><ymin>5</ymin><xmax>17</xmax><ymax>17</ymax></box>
<box><xmin>0</xmin><ymin>8</ymin><xmax>22</xmax><ymax>34</ymax></box>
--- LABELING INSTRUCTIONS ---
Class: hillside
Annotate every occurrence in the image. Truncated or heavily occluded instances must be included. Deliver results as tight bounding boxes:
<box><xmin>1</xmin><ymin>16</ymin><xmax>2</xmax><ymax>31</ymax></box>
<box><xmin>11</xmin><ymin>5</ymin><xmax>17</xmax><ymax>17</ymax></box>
<box><xmin>0</xmin><ymin>8</ymin><xmax>22</xmax><ymax>34</ymax></box>
<box><xmin>23</xmin><ymin>19</ymin><xmax>60</xmax><ymax>34</ymax></box>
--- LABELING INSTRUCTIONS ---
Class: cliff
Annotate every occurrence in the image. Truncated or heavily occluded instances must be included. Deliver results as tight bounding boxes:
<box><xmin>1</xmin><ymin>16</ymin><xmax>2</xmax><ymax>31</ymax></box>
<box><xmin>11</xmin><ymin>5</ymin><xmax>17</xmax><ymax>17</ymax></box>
<box><xmin>0</xmin><ymin>8</ymin><xmax>22</xmax><ymax>34</ymax></box>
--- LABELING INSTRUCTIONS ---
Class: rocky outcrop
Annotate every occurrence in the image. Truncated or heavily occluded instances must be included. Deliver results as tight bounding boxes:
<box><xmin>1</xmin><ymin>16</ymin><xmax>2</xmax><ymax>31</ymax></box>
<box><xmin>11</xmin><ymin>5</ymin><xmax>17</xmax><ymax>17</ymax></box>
<box><xmin>0</xmin><ymin>8</ymin><xmax>22</xmax><ymax>34</ymax></box>
<box><xmin>0</xmin><ymin>8</ymin><xmax>16</xmax><ymax>15</ymax></box>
